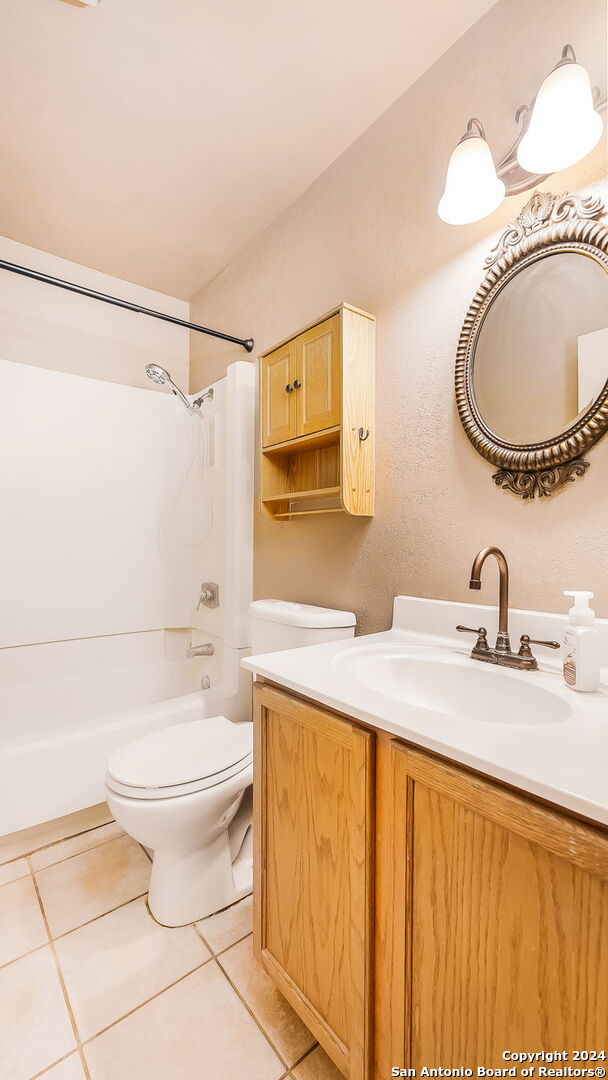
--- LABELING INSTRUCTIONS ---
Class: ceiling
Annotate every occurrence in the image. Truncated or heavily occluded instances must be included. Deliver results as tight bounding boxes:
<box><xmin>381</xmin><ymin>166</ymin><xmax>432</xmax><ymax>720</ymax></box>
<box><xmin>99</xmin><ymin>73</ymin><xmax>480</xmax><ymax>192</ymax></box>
<box><xmin>0</xmin><ymin>0</ymin><xmax>497</xmax><ymax>298</ymax></box>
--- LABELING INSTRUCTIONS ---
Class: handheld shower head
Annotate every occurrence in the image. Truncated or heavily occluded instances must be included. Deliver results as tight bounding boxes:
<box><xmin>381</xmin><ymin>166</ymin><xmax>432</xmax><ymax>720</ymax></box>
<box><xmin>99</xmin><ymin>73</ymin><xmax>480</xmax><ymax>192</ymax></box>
<box><xmin>145</xmin><ymin>364</ymin><xmax>193</xmax><ymax>412</ymax></box>
<box><xmin>145</xmin><ymin>363</ymin><xmax>171</xmax><ymax>386</ymax></box>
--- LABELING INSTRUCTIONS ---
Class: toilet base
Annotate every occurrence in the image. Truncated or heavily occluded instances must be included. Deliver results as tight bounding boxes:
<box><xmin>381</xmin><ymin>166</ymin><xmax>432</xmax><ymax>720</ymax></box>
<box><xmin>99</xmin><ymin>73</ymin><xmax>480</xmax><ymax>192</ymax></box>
<box><xmin>148</xmin><ymin>828</ymin><xmax>252</xmax><ymax>927</ymax></box>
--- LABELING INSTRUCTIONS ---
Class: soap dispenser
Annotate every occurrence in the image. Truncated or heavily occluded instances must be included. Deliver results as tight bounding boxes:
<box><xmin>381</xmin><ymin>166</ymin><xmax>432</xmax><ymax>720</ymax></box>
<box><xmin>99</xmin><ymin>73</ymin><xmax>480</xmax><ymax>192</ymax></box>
<box><xmin>562</xmin><ymin>591</ymin><xmax>600</xmax><ymax>692</ymax></box>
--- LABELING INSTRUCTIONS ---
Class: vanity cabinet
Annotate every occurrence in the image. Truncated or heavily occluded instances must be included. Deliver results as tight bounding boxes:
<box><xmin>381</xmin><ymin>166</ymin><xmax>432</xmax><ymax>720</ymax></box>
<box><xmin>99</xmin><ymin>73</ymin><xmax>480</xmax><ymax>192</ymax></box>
<box><xmin>254</xmin><ymin>682</ymin><xmax>608</xmax><ymax>1080</ymax></box>
<box><xmin>253</xmin><ymin>683</ymin><xmax>374</xmax><ymax>1080</ymax></box>
<box><xmin>375</xmin><ymin>738</ymin><xmax>608</xmax><ymax>1078</ymax></box>
<box><xmin>259</xmin><ymin>303</ymin><xmax>375</xmax><ymax>519</ymax></box>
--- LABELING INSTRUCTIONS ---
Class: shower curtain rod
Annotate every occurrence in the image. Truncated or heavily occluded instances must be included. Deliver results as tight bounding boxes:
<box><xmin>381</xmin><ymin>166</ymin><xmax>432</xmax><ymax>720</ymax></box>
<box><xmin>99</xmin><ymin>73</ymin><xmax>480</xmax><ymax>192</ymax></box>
<box><xmin>0</xmin><ymin>259</ymin><xmax>255</xmax><ymax>352</ymax></box>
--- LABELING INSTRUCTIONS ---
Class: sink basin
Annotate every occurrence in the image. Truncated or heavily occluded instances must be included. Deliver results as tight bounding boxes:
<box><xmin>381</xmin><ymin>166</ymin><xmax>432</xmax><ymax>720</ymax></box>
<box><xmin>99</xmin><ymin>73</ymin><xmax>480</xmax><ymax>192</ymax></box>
<box><xmin>333</xmin><ymin>645</ymin><xmax>571</xmax><ymax>725</ymax></box>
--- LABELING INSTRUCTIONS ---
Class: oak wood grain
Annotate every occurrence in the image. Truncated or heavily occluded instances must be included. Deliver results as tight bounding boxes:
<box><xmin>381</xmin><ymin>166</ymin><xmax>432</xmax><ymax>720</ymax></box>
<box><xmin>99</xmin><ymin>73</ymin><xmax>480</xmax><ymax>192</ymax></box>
<box><xmin>296</xmin><ymin>314</ymin><xmax>341</xmax><ymax>437</ymax></box>
<box><xmin>384</xmin><ymin>740</ymin><xmax>608</xmax><ymax>1071</ymax></box>
<box><xmin>259</xmin><ymin>302</ymin><xmax>375</xmax><ymax>518</ymax></box>
<box><xmin>340</xmin><ymin>305</ymin><xmax>375</xmax><ymax>517</ymax></box>
<box><xmin>254</xmin><ymin>683</ymin><xmax>374</xmax><ymax>1079</ymax></box>
<box><xmin>261</xmin><ymin>339</ymin><xmax>297</xmax><ymax>447</ymax></box>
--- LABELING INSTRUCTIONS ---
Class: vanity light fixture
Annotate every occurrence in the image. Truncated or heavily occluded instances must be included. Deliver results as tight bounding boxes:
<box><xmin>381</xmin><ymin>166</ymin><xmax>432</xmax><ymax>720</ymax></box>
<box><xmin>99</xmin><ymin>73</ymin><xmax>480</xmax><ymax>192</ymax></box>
<box><xmin>517</xmin><ymin>45</ymin><xmax>603</xmax><ymax>174</ymax></box>
<box><xmin>438</xmin><ymin>119</ymin><xmax>505</xmax><ymax>225</ymax></box>
<box><xmin>438</xmin><ymin>44</ymin><xmax>605</xmax><ymax>225</ymax></box>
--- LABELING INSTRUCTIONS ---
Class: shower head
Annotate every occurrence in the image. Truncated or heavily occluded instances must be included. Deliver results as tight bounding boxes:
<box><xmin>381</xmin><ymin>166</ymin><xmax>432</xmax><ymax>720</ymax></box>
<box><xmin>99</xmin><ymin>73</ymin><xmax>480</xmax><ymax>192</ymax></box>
<box><xmin>145</xmin><ymin>363</ymin><xmax>171</xmax><ymax>386</ymax></box>
<box><xmin>145</xmin><ymin>364</ymin><xmax>193</xmax><ymax>411</ymax></box>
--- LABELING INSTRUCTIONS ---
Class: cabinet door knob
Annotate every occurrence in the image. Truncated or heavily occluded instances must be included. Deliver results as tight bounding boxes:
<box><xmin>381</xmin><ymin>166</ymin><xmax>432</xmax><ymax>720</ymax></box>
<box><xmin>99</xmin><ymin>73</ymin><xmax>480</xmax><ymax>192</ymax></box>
<box><xmin>285</xmin><ymin>384</ymin><xmax>294</xmax><ymax>393</ymax></box>
<box><xmin>293</xmin><ymin>379</ymin><xmax>302</xmax><ymax>389</ymax></box>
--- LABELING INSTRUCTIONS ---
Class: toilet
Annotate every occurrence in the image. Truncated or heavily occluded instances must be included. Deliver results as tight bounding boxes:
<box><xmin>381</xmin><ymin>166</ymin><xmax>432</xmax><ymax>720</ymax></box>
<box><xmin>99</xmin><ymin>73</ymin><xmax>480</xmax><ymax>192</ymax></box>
<box><xmin>105</xmin><ymin>600</ymin><xmax>355</xmax><ymax>926</ymax></box>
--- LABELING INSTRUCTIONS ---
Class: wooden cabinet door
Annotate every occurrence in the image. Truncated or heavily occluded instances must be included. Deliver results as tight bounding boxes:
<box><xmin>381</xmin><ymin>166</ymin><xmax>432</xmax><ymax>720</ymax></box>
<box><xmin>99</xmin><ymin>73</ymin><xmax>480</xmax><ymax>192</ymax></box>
<box><xmin>261</xmin><ymin>341</ymin><xmax>297</xmax><ymax>447</ymax></box>
<box><xmin>375</xmin><ymin>739</ymin><xmax>608</xmax><ymax>1078</ymax></box>
<box><xmin>296</xmin><ymin>315</ymin><xmax>341</xmax><ymax>436</ymax></box>
<box><xmin>254</xmin><ymin>683</ymin><xmax>373</xmax><ymax>1080</ymax></box>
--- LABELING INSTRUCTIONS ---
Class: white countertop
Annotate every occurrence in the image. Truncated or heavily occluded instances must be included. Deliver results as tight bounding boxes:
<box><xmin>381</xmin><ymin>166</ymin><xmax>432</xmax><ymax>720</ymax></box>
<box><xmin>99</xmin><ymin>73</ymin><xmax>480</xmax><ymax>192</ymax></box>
<box><xmin>243</xmin><ymin>596</ymin><xmax>608</xmax><ymax>826</ymax></box>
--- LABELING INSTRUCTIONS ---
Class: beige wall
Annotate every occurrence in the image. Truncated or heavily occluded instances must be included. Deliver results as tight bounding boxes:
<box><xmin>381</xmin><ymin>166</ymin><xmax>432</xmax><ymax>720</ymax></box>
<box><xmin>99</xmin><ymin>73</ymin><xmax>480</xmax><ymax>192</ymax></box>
<box><xmin>190</xmin><ymin>0</ymin><xmax>608</xmax><ymax>633</ymax></box>
<box><xmin>0</xmin><ymin>236</ymin><xmax>189</xmax><ymax>389</ymax></box>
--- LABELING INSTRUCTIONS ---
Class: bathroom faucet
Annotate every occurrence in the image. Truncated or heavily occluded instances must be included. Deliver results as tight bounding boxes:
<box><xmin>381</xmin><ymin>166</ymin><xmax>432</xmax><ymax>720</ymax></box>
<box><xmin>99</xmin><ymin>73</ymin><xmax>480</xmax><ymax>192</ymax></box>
<box><xmin>469</xmin><ymin>545</ymin><xmax>511</xmax><ymax>654</ymax></box>
<box><xmin>457</xmin><ymin>546</ymin><xmax>559</xmax><ymax>670</ymax></box>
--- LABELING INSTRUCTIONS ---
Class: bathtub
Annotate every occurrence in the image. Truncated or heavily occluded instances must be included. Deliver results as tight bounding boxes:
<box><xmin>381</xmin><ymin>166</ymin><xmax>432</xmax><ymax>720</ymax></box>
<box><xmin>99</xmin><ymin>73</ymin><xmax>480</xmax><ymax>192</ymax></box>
<box><xmin>0</xmin><ymin>631</ymin><xmax>251</xmax><ymax>836</ymax></box>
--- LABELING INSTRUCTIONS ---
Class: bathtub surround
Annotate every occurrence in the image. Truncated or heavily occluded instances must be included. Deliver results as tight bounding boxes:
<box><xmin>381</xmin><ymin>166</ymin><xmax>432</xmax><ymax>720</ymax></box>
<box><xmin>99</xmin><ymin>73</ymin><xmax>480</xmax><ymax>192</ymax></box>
<box><xmin>0</xmin><ymin>340</ymin><xmax>254</xmax><ymax>832</ymax></box>
<box><xmin>189</xmin><ymin>0</ymin><xmax>607</xmax><ymax>633</ymax></box>
<box><xmin>0</xmin><ymin>240</ymin><xmax>195</xmax><ymax>833</ymax></box>
<box><xmin>0</xmin><ymin>360</ymin><xmax>194</xmax><ymax>647</ymax></box>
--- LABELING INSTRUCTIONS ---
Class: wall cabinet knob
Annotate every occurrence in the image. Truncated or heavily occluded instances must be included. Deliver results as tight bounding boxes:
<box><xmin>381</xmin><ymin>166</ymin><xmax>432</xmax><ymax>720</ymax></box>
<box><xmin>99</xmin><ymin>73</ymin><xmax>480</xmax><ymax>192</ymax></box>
<box><xmin>285</xmin><ymin>384</ymin><xmax>294</xmax><ymax>393</ymax></box>
<box><xmin>293</xmin><ymin>379</ymin><xmax>302</xmax><ymax>389</ymax></box>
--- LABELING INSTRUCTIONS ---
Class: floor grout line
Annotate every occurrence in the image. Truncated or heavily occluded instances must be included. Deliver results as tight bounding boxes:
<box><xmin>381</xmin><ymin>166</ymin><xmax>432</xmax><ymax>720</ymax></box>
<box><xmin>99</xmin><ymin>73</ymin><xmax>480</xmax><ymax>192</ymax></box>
<box><xmin>0</xmin><ymin>828</ymin><xmax>129</xmax><ymax>901</ymax></box>
<box><xmin>289</xmin><ymin>1042</ymin><xmax>319</xmax><ymax>1073</ymax></box>
<box><xmin>0</xmin><ymin>938</ymin><xmax>49</xmax><ymax>973</ymax></box>
<box><xmin>189</xmin><ymin>907</ymin><xmax>306</xmax><ymax>1069</ymax></box>
<box><xmin>31</xmin><ymin>1049</ymin><xmax>82</xmax><ymax>1079</ymax></box>
<box><xmin>28</xmin><ymin>856</ymin><xmax>92</xmax><ymax>1080</ymax></box>
<box><xmin>0</xmin><ymin>811</ymin><xmax>114</xmax><ymax>866</ymax></box>
<box><xmin>0</xmin><ymin>855</ymin><xmax>30</xmax><ymax>872</ymax></box>
<box><xmin>214</xmin><ymin>927</ymin><xmax>256</xmax><ymax>957</ymax></box>
<box><xmin>28</xmin><ymin>862</ymin><xmax>216</xmax><ymax>1050</ymax></box>
<box><xmin>4</xmin><ymin>855</ymin><xmax>309</xmax><ymax>1077</ymax></box>
<box><xmin>45</xmin><ymin>890</ymin><xmax>150</xmax><ymax>943</ymax></box>
<box><xmin>192</xmin><ymin>921</ymin><xmax>213</xmax><ymax>951</ymax></box>
<box><xmin>213</xmin><ymin>951</ymin><xmax>295</xmax><ymax>1071</ymax></box>
<box><xmin>31</xmin><ymin>828</ymin><xmax>128</xmax><ymax>875</ymax></box>
<box><xmin>80</xmin><ymin>956</ymin><xmax>212</xmax><ymax>1045</ymax></box>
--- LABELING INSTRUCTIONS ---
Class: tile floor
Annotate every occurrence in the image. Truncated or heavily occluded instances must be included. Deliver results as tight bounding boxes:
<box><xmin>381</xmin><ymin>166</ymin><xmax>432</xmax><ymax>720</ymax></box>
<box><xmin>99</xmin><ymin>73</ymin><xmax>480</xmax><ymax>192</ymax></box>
<box><xmin>0</xmin><ymin>805</ymin><xmax>341</xmax><ymax>1080</ymax></box>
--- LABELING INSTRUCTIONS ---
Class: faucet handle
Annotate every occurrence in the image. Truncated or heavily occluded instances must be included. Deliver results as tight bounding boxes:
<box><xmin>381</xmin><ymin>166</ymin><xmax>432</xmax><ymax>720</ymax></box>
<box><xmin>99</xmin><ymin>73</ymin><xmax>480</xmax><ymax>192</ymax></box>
<box><xmin>456</xmin><ymin>625</ymin><xmax>490</xmax><ymax>651</ymax></box>
<box><xmin>187</xmin><ymin>642</ymin><xmax>215</xmax><ymax>658</ymax></box>
<box><xmin>196</xmin><ymin>582</ymin><xmax>219</xmax><ymax>610</ymax></box>
<box><xmin>518</xmin><ymin>634</ymin><xmax>560</xmax><ymax>658</ymax></box>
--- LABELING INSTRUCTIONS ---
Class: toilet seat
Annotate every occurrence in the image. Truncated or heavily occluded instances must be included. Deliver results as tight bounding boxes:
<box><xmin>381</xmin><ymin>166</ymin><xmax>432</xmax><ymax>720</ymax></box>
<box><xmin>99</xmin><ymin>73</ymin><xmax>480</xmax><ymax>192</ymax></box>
<box><xmin>106</xmin><ymin>715</ymin><xmax>252</xmax><ymax>801</ymax></box>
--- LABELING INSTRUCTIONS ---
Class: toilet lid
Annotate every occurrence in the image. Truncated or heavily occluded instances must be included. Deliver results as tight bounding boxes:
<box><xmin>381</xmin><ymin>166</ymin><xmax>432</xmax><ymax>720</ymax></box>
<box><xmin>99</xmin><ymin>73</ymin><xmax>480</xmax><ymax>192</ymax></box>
<box><xmin>106</xmin><ymin>715</ymin><xmax>252</xmax><ymax>793</ymax></box>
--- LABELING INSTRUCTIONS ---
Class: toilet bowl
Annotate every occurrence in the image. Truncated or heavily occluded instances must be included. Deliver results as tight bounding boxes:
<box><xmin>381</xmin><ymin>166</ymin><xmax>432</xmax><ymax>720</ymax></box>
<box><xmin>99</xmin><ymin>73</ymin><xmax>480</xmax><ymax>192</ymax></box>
<box><xmin>106</xmin><ymin>600</ymin><xmax>356</xmax><ymax>927</ymax></box>
<box><xmin>105</xmin><ymin>715</ymin><xmax>253</xmax><ymax>927</ymax></box>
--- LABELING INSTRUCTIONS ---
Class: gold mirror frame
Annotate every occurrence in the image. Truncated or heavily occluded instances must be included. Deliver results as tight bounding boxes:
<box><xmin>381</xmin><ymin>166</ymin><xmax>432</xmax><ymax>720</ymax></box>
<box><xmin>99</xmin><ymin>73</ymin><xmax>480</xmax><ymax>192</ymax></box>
<box><xmin>455</xmin><ymin>190</ymin><xmax>608</xmax><ymax>498</ymax></box>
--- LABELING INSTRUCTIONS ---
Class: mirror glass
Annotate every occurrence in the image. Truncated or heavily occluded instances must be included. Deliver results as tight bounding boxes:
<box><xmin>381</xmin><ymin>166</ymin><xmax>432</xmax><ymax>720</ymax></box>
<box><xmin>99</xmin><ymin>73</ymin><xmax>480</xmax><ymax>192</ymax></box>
<box><xmin>472</xmin><ymin>252</ymin><xmax>608</xmax><ymax>445</ymax></box>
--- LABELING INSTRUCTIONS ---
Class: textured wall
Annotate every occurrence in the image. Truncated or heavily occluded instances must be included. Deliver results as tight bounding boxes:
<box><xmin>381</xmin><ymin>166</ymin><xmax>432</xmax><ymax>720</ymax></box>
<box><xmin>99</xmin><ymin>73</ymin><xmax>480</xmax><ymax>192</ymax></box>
<box><xmin>190</xmin><ymin>0</ymin><xmax>608</xmax><ymax>633</ymax></box>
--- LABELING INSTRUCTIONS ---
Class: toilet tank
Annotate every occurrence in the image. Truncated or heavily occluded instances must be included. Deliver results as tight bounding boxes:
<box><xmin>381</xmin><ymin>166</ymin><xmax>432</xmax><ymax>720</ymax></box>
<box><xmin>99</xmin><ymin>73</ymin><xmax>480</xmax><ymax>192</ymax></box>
<box><xmin>249</xmin><ymin>599</ymin><xmax>356</xmax><ymax>655</ymax></box>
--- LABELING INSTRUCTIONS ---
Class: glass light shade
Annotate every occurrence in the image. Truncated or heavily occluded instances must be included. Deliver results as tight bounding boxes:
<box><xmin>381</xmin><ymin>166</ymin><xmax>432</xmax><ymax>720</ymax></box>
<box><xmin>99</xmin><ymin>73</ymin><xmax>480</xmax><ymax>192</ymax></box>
<box><xmin>438</xmin><ymin>134</ymin><xmax>505</xmax><ymax>225</ymax></box>
<box><xmin>517</xmin><ymin>61</ymin><xmax>603</xmax><ymax>174</ymax></box>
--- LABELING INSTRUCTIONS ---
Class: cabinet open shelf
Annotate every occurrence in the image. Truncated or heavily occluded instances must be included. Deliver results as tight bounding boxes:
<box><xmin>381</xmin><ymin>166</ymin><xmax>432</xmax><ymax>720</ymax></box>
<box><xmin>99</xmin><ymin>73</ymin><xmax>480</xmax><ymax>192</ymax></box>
<box><xmin>270</xmin><ymin>507</ymin><xmax>345</xmax><ymax>519</ymax></box>
<box><xmin>259</xmin><ymin>303</ymin><xmax>375</xmax><ymax>520</ymax></box>
<box><xmin>262</xmin><ymin>486</ymin><xmax>341</xmax><ymax>504</ymax></box>
<box><xmin>262</xmin><ymin>426</ymin><xmax>341</xmax><ymax>457</ymax></box>
<box><xmin>261</xmin><ymin>433</ymin><xmax>343</xmax><ymax>520</ymax></box>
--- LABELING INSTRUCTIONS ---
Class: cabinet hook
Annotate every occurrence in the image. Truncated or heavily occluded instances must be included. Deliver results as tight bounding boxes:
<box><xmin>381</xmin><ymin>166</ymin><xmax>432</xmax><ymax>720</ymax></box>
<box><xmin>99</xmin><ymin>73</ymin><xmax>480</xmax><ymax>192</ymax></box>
<box><xmin>358</xmin><ymin>427</ymin><xmax>370</xmax><ymax>442</ymax></box>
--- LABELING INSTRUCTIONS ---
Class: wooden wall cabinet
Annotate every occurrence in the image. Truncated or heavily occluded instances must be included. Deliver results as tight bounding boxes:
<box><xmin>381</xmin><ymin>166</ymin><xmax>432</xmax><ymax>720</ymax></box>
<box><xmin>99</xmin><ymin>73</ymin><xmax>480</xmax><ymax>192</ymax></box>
<box><xmin>254</xmin><ymin>682</ymin><xmax>608</xmax><ymax>1080</ymax></box>
<box><xmin>253</xmin><ymin>683</ymin><xmax>374</xmax><ymax>1079</ymax></box>
<box><xmin>261</xmin><ymin>338</ymin><xmax>298</xmax><ymax>447</ymax></box>
<box><xmin>259</xmin><ymin>303</ymin><xmax>375</xmax><ymax>519</ymax></box>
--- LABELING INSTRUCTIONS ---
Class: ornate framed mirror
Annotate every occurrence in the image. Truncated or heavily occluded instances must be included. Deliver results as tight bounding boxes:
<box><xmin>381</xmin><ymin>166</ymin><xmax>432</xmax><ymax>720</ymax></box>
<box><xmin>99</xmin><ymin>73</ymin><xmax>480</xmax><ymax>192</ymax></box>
<box><xmin>455</xmin><ymin>190</ymin><xmax>608</xmax><ymax>498</ymax></box>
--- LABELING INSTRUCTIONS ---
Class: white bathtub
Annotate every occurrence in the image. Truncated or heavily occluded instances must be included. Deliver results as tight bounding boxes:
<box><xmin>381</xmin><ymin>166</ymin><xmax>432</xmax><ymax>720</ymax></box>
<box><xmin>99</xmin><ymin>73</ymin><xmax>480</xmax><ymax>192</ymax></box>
<box><xmin>0</xmin><ymin>631</ymin><xmax>251</xmax><ymax>835</ymax></box>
